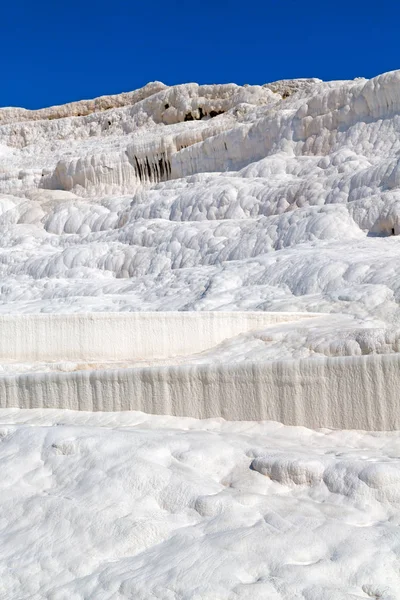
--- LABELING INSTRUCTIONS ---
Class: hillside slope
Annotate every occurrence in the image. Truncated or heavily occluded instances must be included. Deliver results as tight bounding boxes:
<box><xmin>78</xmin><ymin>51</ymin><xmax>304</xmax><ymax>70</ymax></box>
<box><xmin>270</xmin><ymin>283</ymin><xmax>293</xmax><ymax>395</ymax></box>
<box><xmin>0</xmin><ymin>72</ymin><xmax>399</xmax><ymax>324</ymax></box>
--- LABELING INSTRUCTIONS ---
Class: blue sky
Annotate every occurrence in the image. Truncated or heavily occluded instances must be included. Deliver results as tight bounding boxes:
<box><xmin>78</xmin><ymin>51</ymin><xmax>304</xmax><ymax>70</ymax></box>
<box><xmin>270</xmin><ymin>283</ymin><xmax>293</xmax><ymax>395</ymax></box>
<box><xmin>2</xmin><ymin>0</ymin><xmax>399</xmax><ymax>109</ymax></box>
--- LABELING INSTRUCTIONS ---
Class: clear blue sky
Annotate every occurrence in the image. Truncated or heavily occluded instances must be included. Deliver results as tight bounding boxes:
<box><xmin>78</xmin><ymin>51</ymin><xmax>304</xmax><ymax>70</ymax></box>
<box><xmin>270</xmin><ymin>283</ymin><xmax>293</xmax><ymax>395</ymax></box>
<box><xmin>2</xmin><ymin>0</ymin><xmax>399</xmax><ymax>109</ymax></box>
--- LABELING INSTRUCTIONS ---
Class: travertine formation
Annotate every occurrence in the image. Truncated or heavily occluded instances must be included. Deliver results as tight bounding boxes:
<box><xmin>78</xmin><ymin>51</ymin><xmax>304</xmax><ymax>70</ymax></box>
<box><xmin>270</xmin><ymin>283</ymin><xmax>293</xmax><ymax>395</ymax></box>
<box><xmin>0</xmin><ymin>311</ymin><xmax>397</xmax><ymax>429</ymax></box>
<box><xmin>1</xmin><ymin>72</ymin><xmax>400</xmax><ymax>320</ymax></box>
<box><xmin>2</xmin><ymin>72</ymin><xmax>400</xmax><ymax>426</ymax></box>
<box><xmin>3</xmin><ymin>408</ymin><xmax>400</xmax><ymax>599</ymax></box>
<box><xmin>5</xmin><ymin>74</ymin><xmax>400</xmax><ymax>599</ymax></box>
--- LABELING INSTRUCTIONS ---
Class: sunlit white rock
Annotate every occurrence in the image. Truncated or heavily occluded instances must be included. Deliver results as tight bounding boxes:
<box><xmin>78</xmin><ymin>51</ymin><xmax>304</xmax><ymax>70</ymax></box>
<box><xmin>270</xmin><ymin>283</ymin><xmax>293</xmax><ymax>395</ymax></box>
<box><xmin>1</xmin><ymin>71</ymin><xmax>400</xmax><ymax>328</ymax></box>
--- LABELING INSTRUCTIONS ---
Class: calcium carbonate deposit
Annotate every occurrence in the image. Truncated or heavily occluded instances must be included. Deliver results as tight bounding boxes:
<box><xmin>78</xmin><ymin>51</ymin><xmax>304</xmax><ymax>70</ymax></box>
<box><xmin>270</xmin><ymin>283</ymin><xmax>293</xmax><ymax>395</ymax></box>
<box><xmin>1</xmin><ymin>71</ymin><xmax>400</xmax><ymax>322</ymax></box>
<box><xmin>3</xmin><ymin>71</ymin><xmax>400</xmax><ymax>597</ymax></box>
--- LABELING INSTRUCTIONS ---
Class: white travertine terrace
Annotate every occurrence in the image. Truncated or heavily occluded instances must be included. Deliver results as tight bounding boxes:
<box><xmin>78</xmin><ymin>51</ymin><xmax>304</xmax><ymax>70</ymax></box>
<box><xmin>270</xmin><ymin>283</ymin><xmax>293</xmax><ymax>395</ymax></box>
<box><xmin>0</xmin><ymin>311</ymin><xmax>315</xmax><ymax>361</ymax></box>
<box><xmin>2</xmin><ymin>353</ymin><xmax>400</xmax><ymax>430</ymax></box>
<box><xmin>3</xmin><ymin>72</ymin><xmax>400</xmax><ymax>426</ymax></box>
<box><xmin>0</xmin><ymin>311</ymin><xmax>397</xmax><ymax>430</ymax></box>
<box><xmin>5</xmin><ymin>73</ymin><xmax>400</xmax><ymax>599</ymax></box>
<box><xmin>2</xmin><ymin>72</ymin><xmax>400</xmax><ymax>322</ymax></box>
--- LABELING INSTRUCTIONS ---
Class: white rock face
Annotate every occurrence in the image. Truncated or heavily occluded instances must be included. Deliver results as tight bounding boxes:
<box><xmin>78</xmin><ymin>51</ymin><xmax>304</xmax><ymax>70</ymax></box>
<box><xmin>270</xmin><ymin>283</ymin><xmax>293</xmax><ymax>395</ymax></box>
<box><xmin>4</xmin><ymin>73</ymin><xmax>400</xmax><ymax>597</ymax></box>
<box><xmin>0</xmin><ymin>311</ymin><xmax>399</xmax><ymax>430</ymax></box>
<box><xmin>1</xmin><ymin>71</ymin><xmax>400</xmax><ymax>330</ymax></box>
<box><xmin>3</xmin><ymin>72</ymin><xmax>400</xmax><ymax>396</ymax></box>
<box><xmin>0</xmin><ymin>311</ymin><xmax>316</xmax><ymax>362</ymax></box>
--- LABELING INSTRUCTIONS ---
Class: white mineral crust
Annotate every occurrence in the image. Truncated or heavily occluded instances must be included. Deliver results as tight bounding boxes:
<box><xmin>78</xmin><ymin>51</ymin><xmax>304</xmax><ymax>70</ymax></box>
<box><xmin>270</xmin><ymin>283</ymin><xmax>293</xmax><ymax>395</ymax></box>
<box><xmin>2</xmin><ymin>71</ymin><xmax>400</xmax><ymax>597</ymax></box>
<box><xmin>1</xmin><ymin>73</ymin><xmax>400</xmax><ymax>327</ymax></box>
<box><xmin>1</xmin><ymin>409</ymin><xmax>400</xmax><ymax>599</ymax></box>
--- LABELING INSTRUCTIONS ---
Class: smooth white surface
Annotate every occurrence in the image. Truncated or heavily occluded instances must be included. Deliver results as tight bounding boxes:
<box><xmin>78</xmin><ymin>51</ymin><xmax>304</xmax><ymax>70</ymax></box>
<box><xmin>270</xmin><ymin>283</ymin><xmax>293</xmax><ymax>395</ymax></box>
<box><xmin>0</xmin><ymin>311</ymin><xmax>315</xmax><ymax>361</ymax></box>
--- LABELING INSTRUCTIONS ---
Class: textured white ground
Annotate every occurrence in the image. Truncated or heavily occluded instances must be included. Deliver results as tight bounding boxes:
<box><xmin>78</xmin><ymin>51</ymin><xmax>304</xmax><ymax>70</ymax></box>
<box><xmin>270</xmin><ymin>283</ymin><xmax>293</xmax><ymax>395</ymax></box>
<box><xmin>4</xmin><ymin>72</ymin><xmax>400</xmax><ymax>596</ymax></box>
<box><xmin>2</xmin><ymin>408</ymin><xmax>400</xmax><ymax>600</ymax></box>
